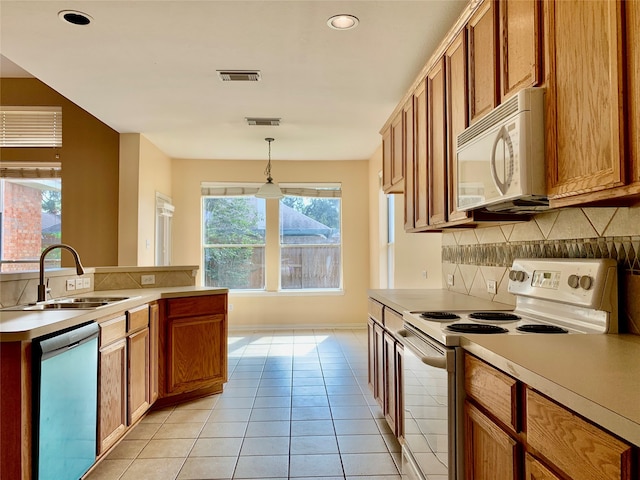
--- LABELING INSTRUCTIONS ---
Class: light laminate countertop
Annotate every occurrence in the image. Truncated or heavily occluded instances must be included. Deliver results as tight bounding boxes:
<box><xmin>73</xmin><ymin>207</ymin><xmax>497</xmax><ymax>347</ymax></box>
<box><xmin>0</xmin><ymin>286</ymin><xmax>228</xmax><ymax>342</ymax></box>
<box><xmin>369</xmin><ymin>289</ymin><xmax>640</xmax><ymax>447</ymax></box>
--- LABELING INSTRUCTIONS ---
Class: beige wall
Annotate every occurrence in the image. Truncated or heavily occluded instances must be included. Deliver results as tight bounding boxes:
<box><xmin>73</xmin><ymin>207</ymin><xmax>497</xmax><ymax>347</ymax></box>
<box><xmin>367</xmin><ymin>144</ymin><xmax>443</xmax><ymax>289</ymax></box>
<box><xmin>118</xmin><ymin>134</ymin><xmax>172</xmax><ymax>266</ymax></box>
<box><xmin>0</xmin><ymin>78</ymin><xmax>120</xmax><ymax>266</ymax></box>
<box><xmin>170</xmin><ymin>157</ymin><xmax>370</xmax><ymax>328</ymax></box>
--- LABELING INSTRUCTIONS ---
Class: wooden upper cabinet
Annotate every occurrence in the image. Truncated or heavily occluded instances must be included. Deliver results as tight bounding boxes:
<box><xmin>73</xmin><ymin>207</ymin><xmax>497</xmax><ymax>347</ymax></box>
<box><xmin>382</xmin><ymin>112</ymin><xmax>404</xmax><ymax>194</ymax></box>
<box><xmin>427</xmin><ymin>57</ymin><xmax>448</xmax><ymax>226</ymax></box>
<box><xmin>627</xmin><ymin>0</ymin><xmax>640</xmax><ymax>185</ymax></box>
<box><xmin>413</xmin><ymin>79</ymin><xmax>429</xmax><ymax>230</ymax></box>
<box><xmin>403</xmin><ymin>96</ymin><xmax>415</xmax><ymax>230</ymax></box>
<box><xmin>545</xmin><ymin>0</ymin><xmax>625</xmax><ymax>200</ymax></box>
<box><xmin>381</xmin><ymin>125</ymin><xmax>392</xmax><ymax>192</ymax></box>
<box><xmin>445</xmin><ymin>29</ymin><xmax>471</xmax><ymax>224</ymax></box>
<box><xmin>499</xmin><ymin>0</ymin><xmax>542</xmax><ymax>102</ymax></box>
<box><xmin>468</xmin><ymin>0</ymin><xmax>498</xmax><ymax>124</ymax></box>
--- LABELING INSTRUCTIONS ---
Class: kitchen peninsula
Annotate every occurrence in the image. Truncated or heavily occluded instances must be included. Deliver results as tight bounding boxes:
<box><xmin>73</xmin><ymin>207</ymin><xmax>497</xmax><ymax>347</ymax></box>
<box><xmin>0</xmin><ymin>266</ymin><xmax>228</xmax><ymax>480</ymax></box>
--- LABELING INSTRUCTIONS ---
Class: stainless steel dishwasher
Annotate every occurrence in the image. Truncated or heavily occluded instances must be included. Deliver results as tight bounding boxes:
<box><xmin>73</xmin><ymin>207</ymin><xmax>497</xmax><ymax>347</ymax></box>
<box><xmin>32</xmin><ymin>322</ymin><xmax>99</xmax><ymax>480</ymax></box>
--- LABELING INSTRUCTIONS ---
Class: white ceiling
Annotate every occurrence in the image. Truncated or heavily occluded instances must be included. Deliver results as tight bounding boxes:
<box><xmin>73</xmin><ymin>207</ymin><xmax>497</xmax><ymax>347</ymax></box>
<box><xmin>0</xmin><ymin>1</ymin><xmax>466</xmax><ymax>161</ymax></box>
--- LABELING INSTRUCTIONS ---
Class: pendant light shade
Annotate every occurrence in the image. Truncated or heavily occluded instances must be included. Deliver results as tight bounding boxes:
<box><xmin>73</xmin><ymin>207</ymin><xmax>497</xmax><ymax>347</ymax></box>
<box><xmin>256</xmin><ymin>137</ymin><xmax>284</xmax><ymax>199</ymax></box>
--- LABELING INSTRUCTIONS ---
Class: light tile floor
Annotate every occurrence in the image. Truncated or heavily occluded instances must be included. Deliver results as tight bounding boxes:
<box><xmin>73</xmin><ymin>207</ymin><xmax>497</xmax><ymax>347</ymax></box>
<box><xmin>86</xmin><ymin>328</ymin><xmax>402</xmax><ymax>480</ymax></box>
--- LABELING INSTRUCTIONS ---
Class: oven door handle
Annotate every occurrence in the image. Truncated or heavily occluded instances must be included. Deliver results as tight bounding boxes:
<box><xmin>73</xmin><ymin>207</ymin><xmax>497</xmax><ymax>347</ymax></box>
<box><xmin>397</xmin><ymin>329</ymin><xmax>448</xmax><ymax>370</ymax></box>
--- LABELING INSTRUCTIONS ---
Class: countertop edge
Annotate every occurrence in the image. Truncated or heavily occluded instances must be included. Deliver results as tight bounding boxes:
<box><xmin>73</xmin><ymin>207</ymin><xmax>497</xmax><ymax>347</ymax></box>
<box><xmin>461</xmin><ymin>337</ymin><xmax>640</xmax><ymax>447</ymax></box>
<box><xmin>0</xmin><ymin>287</ymin><xmax>228</xmax><ymax>342</ymax></box>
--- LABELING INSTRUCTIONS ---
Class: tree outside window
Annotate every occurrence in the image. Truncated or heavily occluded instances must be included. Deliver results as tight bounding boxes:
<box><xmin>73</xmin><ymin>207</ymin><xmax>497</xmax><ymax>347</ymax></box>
<box><xmin>202</xmin><ymin>197</ymin><xmax>265</xmax><ymax>289</ymax></box>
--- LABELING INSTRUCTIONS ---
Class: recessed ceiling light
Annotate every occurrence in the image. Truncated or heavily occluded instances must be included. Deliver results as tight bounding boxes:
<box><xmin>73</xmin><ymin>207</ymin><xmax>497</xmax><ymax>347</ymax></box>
<box><xmin>327</xmin><ymin>14</ymin><xmax>359</xmax><ymax>30</ymax></box>
<box><xmin>58</xmin><ymin>10</ymin><xmax>93</xmax><ymax>26</ymax></box>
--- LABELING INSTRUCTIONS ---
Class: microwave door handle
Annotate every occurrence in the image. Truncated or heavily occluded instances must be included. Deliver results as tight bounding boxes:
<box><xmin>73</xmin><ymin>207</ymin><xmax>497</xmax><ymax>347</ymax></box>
<box><xmin>491</xmin><ymin>126</ymin><xmax>514</xmax><ymax>195</ymax></box>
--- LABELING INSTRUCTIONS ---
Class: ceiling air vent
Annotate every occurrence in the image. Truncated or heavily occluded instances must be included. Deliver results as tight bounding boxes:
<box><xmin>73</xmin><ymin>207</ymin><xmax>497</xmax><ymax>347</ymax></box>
<box><xmin>246</xmin><ymin>117</ymin><xmax>281</xmax><ymax>126</ymax></box>
<box><xmin>217</xmin><ymin>70</ymin><xmax>261</xmax><ymax>82</ymax></box>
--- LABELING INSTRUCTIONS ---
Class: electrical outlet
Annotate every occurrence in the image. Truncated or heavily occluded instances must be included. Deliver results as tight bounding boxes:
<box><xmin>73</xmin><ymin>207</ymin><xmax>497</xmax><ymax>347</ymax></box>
<box><xmin>83</xmin><ymin>277</ymin><xmax>91</xmax><ymax>288</ymax></box>
<box><xmin>447</xmin><ymin>274</ymin><xmax>454</xmax><ymax>286</ymax></box>
<box><xmin>421</xmin><ymin>270</ymin><xmax>428</xmax><ymax>279</ymax></box>
<box><xmin>75</xmin><ymin>278</ymin><xmax>83</xmax><ymax>289</ymax></box>
<box><xmin>66</xmin><ymin>279</ymin><xmax>76</xmax><ymax>291</ymax></box>
<box><xmin>141</xmin><ymin>274</ymin><xmax>155</xmax><ymax>285</ymax></box>
<box><xmin>228</xmin><ymin>304</ymin><xmax>234</xmax><ymax>311</ymax></box>
<box><xmin>487</xmin><ymin>280</ymin><xmax>497</xmax><ymax>294</ymax></box>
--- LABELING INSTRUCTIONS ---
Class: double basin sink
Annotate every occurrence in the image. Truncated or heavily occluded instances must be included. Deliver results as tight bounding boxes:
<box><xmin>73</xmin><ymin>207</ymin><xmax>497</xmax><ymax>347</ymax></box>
<box><xmin>3</xmin><ymin>296</ymin><xmax>131</xmax><ymax>311</ymax></box>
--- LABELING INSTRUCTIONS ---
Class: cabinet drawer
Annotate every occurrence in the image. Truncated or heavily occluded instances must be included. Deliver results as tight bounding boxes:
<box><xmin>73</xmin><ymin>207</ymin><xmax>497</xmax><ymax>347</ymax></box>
<box><xmin>368</xmin><ymin>298</ymin><xmax>384</xmax><ymax>324</ymax></box>
<box><xmin>526</xmin><ymin>389</ymin><xmax>634</xmax><ymax>480</ymax></box>
<box><xmin>127</xmin><ymin>304</ymin><xmax>149</xmax><ymax>333</ymax></box>
<box><xmin>384</xmin><ymin>307</ymin><xmax>403</xmax><ymax>334</ymax></box>
<box><xmin>464</xmin><ymin>353</ymin><xmax>519</xmax><ymax>432</ymax></box>
<box><xmin>166</xmin><ymin>294</ymin><xmax>226</xmax><ymax>318</ymax></box>
<box><xmin>99</xmin><ymin>315</ymin><xmax>126</xmax><ymax>348</ymax></box>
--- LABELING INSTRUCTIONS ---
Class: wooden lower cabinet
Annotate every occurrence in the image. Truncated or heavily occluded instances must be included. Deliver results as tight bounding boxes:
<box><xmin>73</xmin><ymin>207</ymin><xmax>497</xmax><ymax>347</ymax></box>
<box><xmin>464</xmin><ymin>353</ymin><xmax>638</xmax><ymax>480</ymax></box>
<box><xmin>158</xmin><ymin>293</ymin><xmax>228</xmax><ymax>404</ymax></box>
<box><xmin>98</xmin><ymin>336</ymin><xmax>127</xmax><ymax>455</ymax></box>
<box><xmin>525</xmin><ymin>453</ymin><xmax>561</xmax><ymax>480</ymax></box>
<box><xmin>127</xmin><ymin>327</ymin><xmax>150</xmax><ymax>425</ymax></box>
<box><xmin>367</xmin><ymin>300</ymin><xmax>404</xmax><ymax>440</ymax></box>
<box><xmin>149</xmin><ymin>302</ymin><xmax>159</xmax><ymax>404</ymax></box>
<box><xmin>464</xmin><ymin>400</ymin><xmax>519</xmax><ymax>480</ymax></box>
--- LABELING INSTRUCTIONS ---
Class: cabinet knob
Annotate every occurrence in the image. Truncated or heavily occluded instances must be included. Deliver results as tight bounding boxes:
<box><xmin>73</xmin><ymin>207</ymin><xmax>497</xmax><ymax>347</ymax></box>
<box><xmin>568</xmin><ymin>274</ymin><xmax>580</xmax><ymax>289</ymax></box>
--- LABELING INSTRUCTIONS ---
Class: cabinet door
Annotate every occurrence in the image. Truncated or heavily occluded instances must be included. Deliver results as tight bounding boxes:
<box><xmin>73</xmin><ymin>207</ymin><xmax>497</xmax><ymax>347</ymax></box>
<box><xmin>149</xmin><ymin>302</ymin><xmax>159</xmax><ymax>405</ymax></box>
<box><xmin>445</xmin><ymin>29</ymin><xmax>472</xmax><ymax>224</ymax></box>
<box><xmin>374</xmin><ymin>322</ymin><xmax>385</xmax><ymax>410</ymax></box>
<box><xmin>367</xmin><ymin>317</ymin><xmax>377</xmax><ymax>394</ymax></box>
<box><xmin>427</xmin><ymin>57</ymin><xmax>448</xmax><ymax>226</ymax></box>
<box><xmin>167</xmin><ymin>313</ymin><xmax>226</xmax><ymax>395</ymax></box>
<box><xmin>403</xmin><ymin>96</ymin><xmax>416</xmax><ymax>230</ymax></box>
<box><xmin>382</xmin><ymin>125</ymin><xmax>393</xmax><ymax>192</ymax></box>
<box><xmin>628</xmin><ymin>0</ymin><xmax>640</xmax><ymax>185</ymax></box>
<box><xmin>98</xmin><ymin>338</ymin><xmax>127</xmax><ymax>454</ymax></box>
<box><xmin>545</xmin><ymin>0</ymin><xmax>625</xmax><ymax>199</ymax></box>
<box><xmin>414</xmin><ymin>79</ymin><xmax>429</xmax><ymax>229</ymax></box>
<box><xmin>464</xmin><ymin>401</ymin><xmax>519</xmax><ymax>480</ymax></box>
<box><xmin>394</xmin><ymin>341</ymin><xmax>404</xmax><ymax>441</ymax></box>
<box><xmin>383</xmin><ymin>332</ymin><xmax>397</xmax><ymax>434</ymax></box>
<box><xmin>500</xmin><ymin>0</ymin><xmax>541</xmax><ymax>102</ymax></box>
<box><xmin>468</xmin><ymin>0</ymin><xmax>498</xmax><ymax>123</ymax></box>
<box><xmin>128</xmin><ymin>328</ymin><xmax>150</xmax><ymax>425</ymax></box>
<box><xmin>525</xmin><ymin>454</ymin><xmax>561</xmax><ymax>480</ymax></box>
<box><xmin>391</xmin><ymin>111</ymin><xmax>404</xmax><ymax>189</ymax></box>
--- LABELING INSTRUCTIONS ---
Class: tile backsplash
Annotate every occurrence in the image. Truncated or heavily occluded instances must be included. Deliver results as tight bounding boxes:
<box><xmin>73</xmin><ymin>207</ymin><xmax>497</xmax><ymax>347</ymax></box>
<box><xmin>441</xmin><ymin>206</ymin><xmax>640</xmax><ymax>334</ymax></box>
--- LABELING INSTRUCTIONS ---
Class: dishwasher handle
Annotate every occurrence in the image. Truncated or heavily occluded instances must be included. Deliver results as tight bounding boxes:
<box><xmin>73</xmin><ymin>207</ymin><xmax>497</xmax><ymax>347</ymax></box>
<box><xmin>397</xmin><ymin>327</ymin><xmax>451</xmax><ymax>371</ymax></box>
<box><xmin>39</xmin><ymin>322</ymin><xmax>99</xmax><ymax>361</ymax></box>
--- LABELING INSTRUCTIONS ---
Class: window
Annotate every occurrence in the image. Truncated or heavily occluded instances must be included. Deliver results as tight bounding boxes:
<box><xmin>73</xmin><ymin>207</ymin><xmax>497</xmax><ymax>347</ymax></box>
<box><xmin>155</xmin><ymin>193</ymin><xmax>174</xmax><ymax>266</ymax></box>
<box><xmin>0</xmin><ymin>106</ymin><xmax>62</xmax><ymax>147</ymax></box>
<box><xmin>0</xmin><ymin>163</ymin><xmax>62</xmax><ymax>272</ymax></box>
<box><xmin>201</xmin><ymin>183</ymin><xmax>341</xmax><ymax>292</ymax></box>
<box><xmin>280</xmin><ymin>195</ymin><xmax>341</xmax><ymax>289</ymax></box>
<box><xmin>202</xmin><ymin>196</ymin><xmax>265</xmax><ymax>289</ymax></box>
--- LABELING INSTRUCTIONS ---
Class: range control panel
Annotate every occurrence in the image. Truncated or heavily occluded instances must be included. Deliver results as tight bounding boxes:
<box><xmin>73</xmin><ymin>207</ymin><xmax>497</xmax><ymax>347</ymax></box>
<box><xmin>507</xmin><ymin>258</ymin><xmax>618</xmax><ymax>309</ymax></box>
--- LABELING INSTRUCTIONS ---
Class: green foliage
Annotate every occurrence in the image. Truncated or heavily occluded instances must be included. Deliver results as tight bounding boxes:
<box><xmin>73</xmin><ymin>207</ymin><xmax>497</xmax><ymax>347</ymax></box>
<box><xmin>282</xmin><ymin>196</ymin><xmax>340</xmax><ymax>229</ymax></box>
<box><xmin>41</xmin><ymin>190</ymin><xmax>61</xmax><ymax>214</ymax></box>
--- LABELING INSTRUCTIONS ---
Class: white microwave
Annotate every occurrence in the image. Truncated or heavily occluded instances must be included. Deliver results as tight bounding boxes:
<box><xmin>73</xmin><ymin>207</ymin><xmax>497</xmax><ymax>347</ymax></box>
<box><xmin>456</xmin><ymin>87</ymin><xmax>548</xmax><ymax>213</ymax></box>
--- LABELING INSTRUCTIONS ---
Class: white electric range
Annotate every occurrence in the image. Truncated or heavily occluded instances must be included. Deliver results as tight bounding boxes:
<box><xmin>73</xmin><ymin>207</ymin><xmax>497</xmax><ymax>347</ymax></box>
<box><xmin>399</xmin><ymin>258</ymin><xmax>619</xmax><ymax>480</ymax></box>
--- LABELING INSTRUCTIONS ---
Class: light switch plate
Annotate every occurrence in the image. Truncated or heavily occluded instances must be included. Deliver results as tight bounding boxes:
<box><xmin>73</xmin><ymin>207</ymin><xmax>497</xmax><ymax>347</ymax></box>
<box><xmin>141</xmin><ymin>274</ymin><xmax>155</xmax><ymax>285</ymax></box>
<box><xmin>447</xmin><ymin>274</ymin><xmax>454</xmax><ymax>287</ymax></box>
<box><xmin>487</xmin><ymin>280</ymin><xmax>497</xmax><ymax>294</ymax></box>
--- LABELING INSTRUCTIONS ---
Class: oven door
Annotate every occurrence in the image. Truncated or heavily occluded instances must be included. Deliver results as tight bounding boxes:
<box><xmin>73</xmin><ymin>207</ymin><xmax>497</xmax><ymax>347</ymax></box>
<box><xmin>399</xmin><ymin>323</ymin><xmax>462</xmax><ymax>480</ymax></box>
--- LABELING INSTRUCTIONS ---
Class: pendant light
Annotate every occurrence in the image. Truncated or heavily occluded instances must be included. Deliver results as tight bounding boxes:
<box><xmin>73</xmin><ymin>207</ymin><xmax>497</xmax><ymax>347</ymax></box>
<box><xmin>256</xmin><ymin>137</ymin><xmax>284</xmax><ymax>199</ymax></box>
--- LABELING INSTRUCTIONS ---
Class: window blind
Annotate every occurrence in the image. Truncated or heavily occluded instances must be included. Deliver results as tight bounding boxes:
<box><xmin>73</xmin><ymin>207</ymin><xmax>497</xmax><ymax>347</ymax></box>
<box><xmin>0</xmin><ymin>162</ymin><xmax>62</xmax><ymax>178</ymax></box>
<box><xmin>0</xmin><ymin>106</ymin><xmax>62</xmax><ymax>147</ymax></box>
<box><xmin>201</xmin><ymin>182</ymin><xmax>341</xmax><ymax>198</ymax></box>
